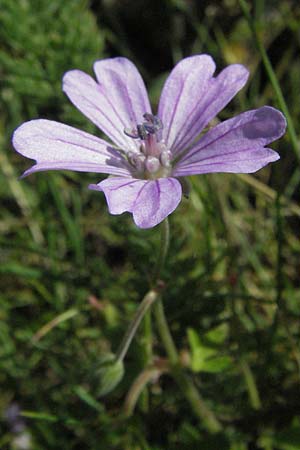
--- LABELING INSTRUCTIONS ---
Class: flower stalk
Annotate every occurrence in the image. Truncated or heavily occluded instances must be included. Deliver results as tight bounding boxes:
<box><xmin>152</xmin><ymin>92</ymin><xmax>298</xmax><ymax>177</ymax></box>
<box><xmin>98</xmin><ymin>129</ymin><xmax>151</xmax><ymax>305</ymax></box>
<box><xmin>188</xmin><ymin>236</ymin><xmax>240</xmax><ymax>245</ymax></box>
<box><xmin>116</xmin><ymin>217</ymin><xmax>222</xmax><ymax>432</ymax></box>
<box><xmin>153</xmin><ymin>219</ymin><xmax>222</xmax><ymax>433</ymax></box>
<box><xmin>114</xmin><ymin>218</ymin><xmax>171</xmax><ymax>366</ymax></box>
<box><xmin>153</xmin><ymin>217</ymin><xmax>170</xmax><ymax>282</ymax></box>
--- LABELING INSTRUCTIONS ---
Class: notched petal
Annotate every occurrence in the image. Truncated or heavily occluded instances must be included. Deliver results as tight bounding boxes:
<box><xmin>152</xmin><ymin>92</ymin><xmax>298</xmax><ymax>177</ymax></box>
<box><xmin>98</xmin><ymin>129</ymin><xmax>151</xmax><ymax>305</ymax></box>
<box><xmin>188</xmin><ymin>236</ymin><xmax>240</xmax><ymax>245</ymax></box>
<box><xmin>158</xmin><ymin>54</ymin><xmax>249</xmax><ymax>156</ymax></box>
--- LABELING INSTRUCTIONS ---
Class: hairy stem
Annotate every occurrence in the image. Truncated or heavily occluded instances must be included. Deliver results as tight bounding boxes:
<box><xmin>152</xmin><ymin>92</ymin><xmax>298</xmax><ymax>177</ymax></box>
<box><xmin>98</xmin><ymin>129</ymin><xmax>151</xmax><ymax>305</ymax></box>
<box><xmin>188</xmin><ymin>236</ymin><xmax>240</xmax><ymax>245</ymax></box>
<box><xmin>115</xmin><ymin>219</ymin><xmax>170</xmax><ymax>366</ymax></box>
<box><xmin>153</xmin><ymin>217</ymin><xmax>170</xmax><ymax>282</ymax></box>
<box><xmin>153</xmin><ymin>219</ymin><xmax>222</xmax><ymax>433</ymax></box>
<box><xmin>154</xmin><ymin>299</ymin><xmax>222</xmax><ymax>433</ymax></box>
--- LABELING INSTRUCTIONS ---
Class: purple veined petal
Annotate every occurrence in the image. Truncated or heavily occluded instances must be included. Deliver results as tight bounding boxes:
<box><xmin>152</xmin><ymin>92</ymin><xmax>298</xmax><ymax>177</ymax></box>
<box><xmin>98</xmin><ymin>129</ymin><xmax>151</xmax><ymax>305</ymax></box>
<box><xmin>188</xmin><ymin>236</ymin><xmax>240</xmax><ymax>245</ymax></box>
<box><xmin>89</xmin><ymin>176</ymin><xmax>182</xmax><ymax>228</ymax></box>
<box><xmin>63</xmin><ymin>58</ymin><xmax>151</xmax><ymax>151</ymax></box>
<box><xmin>12</xmin><ymin>119</ymin><xmax>132</xmax><ymax>178</ymax></box>
<box><xmin>158</xmin><ymin>55</ymin><xmax>249</xmax><ymax>157</ymax></box>
<box><xmin>89</xmin><ymin>178</ymin><xmax>145</xmax><ymax>215</ymax></box>
<box><xmin>173</xmin><ymin>106</ymin><xmax>286</xmax><ymax>176</ymax></box>
<box><xmin>158</xmin><ymin>55</ymin><xmax>215</xmax><ymax>153</ymax></box>
<box><xmin>132</xmin><ymin>177</ymin><xmax>182</xmax><ymax>228</ymax></box>
<box><xmin>93</xmin><ymin>57</ymin><xmax>151</xmax><ymax>130</ymax></box>
<box><xmin>174</xmin><ymin>148</ymin><xmax>280</xmax><ymax>175</ymax></box>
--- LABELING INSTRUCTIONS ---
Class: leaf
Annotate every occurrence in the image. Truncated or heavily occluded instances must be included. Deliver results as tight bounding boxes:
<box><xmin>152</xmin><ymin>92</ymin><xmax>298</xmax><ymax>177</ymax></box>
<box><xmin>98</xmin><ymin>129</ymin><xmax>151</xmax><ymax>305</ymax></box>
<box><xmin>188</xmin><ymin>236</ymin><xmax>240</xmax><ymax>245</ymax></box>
<box><xmin>73</xmin><ymin>386</ymin><xmax>104</xmax><ymax>412</ymax></box>
<box><xmin>274</xmin><ymin>425</ymin><xmax>300</xmax><ymax>450</ymax></box>
<box><xmin>187</xmin><ymin>326</ymin><xmax>232</xmax><ymax>373</ymax></box>
<box><xmin>205</xmin><ymin>323</ymin><xmax>229</xmax><ymax>345</ymax></box>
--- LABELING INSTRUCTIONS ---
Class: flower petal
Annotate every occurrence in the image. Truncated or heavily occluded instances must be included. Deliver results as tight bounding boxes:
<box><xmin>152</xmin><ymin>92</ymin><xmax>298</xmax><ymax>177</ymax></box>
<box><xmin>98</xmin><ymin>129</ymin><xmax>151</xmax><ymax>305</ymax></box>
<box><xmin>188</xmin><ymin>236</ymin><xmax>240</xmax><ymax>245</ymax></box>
<box><xmin>173</xmin><ymin>106</ymin><xmax>286</xmax><ymax>176</ymax></box>
<box><xmin>89</xmin><ymin>178</ymin><xmax>144</xmax><ymax>215</ymax></box>
<box><xmin>12</xmin><ymin>119</ymin><xmax>131</xmax><ymax>177</ymax></box>
<box><xmin>89</xmin><ymin>177</ymin><xmax>182</xmax><ymax>228</ymax></box>
<box><xmin>63</xmin><ymin>57</ymin><xmax>151</xmax><ymax>150</ymax></box>
<box><xmin>158</xmin><ymin>55</ymin><xmax>249</xmax><ymax>156</ymax></box>
<box><xmin>132</xmin><ymin>178</ymin><xmax>182</xmax><ymax>228</ymax></box>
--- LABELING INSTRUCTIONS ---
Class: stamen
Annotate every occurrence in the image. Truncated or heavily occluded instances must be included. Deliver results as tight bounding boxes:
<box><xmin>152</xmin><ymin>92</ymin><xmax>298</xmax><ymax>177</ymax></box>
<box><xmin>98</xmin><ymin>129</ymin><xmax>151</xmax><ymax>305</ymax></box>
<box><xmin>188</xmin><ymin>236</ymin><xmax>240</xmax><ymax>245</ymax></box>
<box><xmin>123</xmin><ymin>113</ymin><xmax>172</xmax><ymax>178</ymax></box>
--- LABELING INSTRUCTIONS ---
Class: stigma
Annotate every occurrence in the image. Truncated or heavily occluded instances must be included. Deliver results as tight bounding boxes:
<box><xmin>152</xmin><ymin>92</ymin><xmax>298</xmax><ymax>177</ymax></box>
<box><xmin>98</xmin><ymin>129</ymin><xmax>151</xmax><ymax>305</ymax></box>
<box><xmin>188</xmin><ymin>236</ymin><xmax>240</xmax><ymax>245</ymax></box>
<box><xmin>124</xmin><ymin>113</ymin><xmax>172</xmax><ymax>179</ymax></box>
<box><xmin>124</xmin><ymin>113</ymin><xmax>163</xmax><ymax>141</ymax></box>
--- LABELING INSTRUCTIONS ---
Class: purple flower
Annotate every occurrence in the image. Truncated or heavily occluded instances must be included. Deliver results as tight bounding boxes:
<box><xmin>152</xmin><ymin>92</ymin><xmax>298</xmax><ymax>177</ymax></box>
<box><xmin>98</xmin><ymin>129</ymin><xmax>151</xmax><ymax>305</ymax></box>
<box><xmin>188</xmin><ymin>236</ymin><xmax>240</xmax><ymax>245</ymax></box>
<box><xmin>12</xmin><ymin>55</ymin><xmax>286</xmax><ymax>228</ymax></box>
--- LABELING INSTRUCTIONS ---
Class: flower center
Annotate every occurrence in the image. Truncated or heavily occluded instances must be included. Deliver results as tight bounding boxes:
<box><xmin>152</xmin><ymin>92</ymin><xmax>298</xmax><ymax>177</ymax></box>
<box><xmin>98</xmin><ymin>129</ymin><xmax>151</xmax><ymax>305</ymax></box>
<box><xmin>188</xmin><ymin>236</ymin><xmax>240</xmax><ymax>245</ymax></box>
<box><xmin>124</xmin><ymin>113</ymin><xmax>172</xmax><ymax>179</ymax></box>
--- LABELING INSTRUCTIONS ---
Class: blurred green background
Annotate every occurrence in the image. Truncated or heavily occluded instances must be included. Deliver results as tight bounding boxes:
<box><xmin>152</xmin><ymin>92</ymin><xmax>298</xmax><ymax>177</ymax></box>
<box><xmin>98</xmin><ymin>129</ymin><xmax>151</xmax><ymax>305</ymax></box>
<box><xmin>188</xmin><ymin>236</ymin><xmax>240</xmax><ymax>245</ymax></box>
<box><xmin>1</xmin><ymin>0</ymin><xmax>300</xmax><ymax>448</ymax></box>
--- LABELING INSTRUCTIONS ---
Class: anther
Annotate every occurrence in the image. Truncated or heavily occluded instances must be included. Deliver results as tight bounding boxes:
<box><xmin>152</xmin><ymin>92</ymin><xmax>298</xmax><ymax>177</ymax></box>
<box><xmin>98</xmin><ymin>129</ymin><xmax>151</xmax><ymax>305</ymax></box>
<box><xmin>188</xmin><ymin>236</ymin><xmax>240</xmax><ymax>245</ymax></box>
<box><xmin>145</xmin><ymin>156</ymin><xmax>160</xmax><ymax>173</ymax></box>
<box><xmin>160</xmin><ymin>150</ymin><xmax>172</xmax><ymax>168</ymax></box>
<box><xmin>128</xmin><ymin>152</ymin><xmax>145</xmax><ymax>172</ymax></box>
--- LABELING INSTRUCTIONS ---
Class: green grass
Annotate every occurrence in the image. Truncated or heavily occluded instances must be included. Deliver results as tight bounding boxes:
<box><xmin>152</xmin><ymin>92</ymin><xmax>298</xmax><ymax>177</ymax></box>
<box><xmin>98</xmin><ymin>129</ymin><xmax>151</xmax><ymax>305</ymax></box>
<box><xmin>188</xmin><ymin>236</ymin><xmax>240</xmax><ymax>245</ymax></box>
<box><xmin>1</xmin><ymin>0</ymin><xmax>300</xmax><ymax>448</ymax></box>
